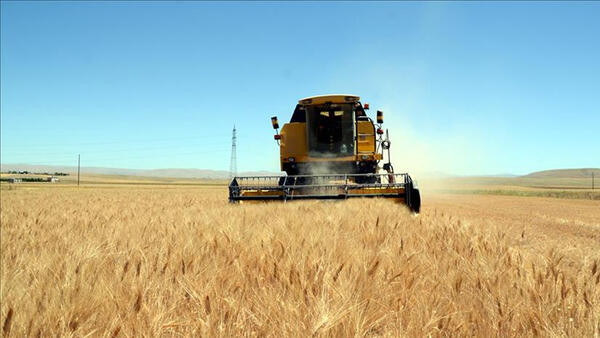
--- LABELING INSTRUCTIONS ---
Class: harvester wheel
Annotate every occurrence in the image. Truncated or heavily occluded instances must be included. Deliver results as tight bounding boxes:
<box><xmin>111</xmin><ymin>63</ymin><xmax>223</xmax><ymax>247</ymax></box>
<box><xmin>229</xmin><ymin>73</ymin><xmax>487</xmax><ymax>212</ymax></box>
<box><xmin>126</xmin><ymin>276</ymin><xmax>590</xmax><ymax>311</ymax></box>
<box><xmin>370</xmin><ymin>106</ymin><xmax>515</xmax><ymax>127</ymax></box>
<box><xmin>296</xmin><ymin>177</ymin><xmax>313</xmax><ymax>186</ymax></box>
<box><xmin>278</xmin><ymin>176</ymin><xmax>294</xmax><ymax>186</ymax></box>
<box><xmin>410</xmin><ymin>187</ymin><xmax>421</xmax><ymax>213</ymax></box>
<box><xmin>356</xmin><ymin>175</ymin><xmax>379</xmax><ymax>184</ymax></box>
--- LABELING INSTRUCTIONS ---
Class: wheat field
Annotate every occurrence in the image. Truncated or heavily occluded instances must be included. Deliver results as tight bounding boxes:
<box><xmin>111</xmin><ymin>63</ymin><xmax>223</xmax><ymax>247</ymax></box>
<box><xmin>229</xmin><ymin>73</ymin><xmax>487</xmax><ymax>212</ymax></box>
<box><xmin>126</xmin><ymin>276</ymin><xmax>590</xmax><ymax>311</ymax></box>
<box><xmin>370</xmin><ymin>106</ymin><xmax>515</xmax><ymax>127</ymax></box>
<box><xmin>1</xmin><ymin>185</ymin><xmax>599</xmax><ymax>337</ymax></box>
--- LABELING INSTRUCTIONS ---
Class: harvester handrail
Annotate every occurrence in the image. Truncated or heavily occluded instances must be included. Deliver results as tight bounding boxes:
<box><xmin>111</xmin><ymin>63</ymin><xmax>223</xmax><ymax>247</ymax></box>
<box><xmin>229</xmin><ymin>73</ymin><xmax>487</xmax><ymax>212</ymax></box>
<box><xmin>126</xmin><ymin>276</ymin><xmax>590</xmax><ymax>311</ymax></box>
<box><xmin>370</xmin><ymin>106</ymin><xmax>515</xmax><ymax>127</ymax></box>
<box><xmin>233</xmin><ymin>183</ymin><xmax>407</xmax><ymax>190</ymax></box>
<box><xmin>231</xmin><ymin>173</ymin><xmax>410</xmax><ymax>180</ymax></box>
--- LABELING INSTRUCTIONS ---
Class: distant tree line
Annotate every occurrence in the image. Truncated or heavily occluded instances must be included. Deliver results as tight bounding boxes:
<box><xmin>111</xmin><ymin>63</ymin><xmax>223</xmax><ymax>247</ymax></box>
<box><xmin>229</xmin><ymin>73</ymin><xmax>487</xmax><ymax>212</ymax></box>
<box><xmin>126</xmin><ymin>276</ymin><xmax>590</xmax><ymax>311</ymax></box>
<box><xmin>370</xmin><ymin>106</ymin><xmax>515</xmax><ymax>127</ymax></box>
<box><xmin>3</xmin><ymin>171</ymin><xmax>69</xmax><ymax>176</ymax></box>
<box><xmin>18</xmin><ymin>177</ymin><xmax>48</xmax><ymax>182</ymax></box>
<box><xmin>0</xmin><ymin>177</ymin><xmax>42</xmax><ymax>182</ymax></box>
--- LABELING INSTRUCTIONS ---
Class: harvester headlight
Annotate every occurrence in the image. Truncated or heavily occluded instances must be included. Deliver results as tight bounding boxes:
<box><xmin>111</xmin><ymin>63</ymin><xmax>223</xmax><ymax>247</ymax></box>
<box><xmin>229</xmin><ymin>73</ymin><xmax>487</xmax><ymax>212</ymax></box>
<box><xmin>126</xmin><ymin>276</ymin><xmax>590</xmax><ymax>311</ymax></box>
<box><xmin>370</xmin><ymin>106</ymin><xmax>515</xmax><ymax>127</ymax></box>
<box><xmin>271</xmin><ymin>116</ymin><xmax>279</xmax><ymax>129</ymax></box>
<box><xmin>361</xmin><ymin>155</ymin><xmax>369</xmax><ymax>160</ymax></box>
<box><xmin>377</xmin><ymin>110</ymin><xmax>384</xmax><ymax>124</ymax></box>
<box><xmin>288</xmin><ymin>157</ymin><xmax>295</xmax><ymax>162</ymax></box>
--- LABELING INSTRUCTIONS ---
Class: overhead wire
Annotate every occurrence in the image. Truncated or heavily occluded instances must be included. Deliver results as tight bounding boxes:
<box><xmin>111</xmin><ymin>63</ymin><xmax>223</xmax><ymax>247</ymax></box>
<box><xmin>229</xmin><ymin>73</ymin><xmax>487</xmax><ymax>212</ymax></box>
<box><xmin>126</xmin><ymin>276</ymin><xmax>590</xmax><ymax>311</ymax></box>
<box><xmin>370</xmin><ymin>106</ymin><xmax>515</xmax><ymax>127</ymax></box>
<box><xmin>6</xmin><ymin>148</ymin><xmax>231</xmax><ymax>165</ymax></box>
<box><xmin>1</xmin><ymin>131</ymin><xmax>262</xmax><ymax>168</ymax></box>
<box><xmin>1</xmin><ymin>133</ymin><xmax>253</xmax><ymax>150</ymax></box>
<box><xmin>2</xmin><ymin>140</ymin><xmax>233</xmax><ymax>157</ymax></box>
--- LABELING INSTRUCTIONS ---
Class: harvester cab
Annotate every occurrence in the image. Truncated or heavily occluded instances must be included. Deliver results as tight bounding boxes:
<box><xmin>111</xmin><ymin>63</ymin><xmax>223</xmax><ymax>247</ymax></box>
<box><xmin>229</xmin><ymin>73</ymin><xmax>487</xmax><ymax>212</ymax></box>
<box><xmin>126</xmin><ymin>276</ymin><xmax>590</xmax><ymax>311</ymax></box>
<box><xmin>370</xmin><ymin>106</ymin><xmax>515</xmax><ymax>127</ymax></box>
<box><xmin>229</xmin><ymin>94</ymin><xmax>421</xmax><ymax>213</ymax></box>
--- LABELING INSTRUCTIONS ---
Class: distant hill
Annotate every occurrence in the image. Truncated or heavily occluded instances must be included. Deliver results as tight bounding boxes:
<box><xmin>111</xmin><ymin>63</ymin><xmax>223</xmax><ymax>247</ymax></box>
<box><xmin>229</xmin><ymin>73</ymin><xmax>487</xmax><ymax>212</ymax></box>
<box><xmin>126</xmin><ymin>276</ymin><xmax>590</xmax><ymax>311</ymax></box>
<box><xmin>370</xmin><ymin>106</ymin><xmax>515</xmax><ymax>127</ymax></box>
<box><xmin>0</xmin><ymin>163</ymin><xmax>279</xmax><ymax>179</ymax></box>
<box><xmin>4</xmin><ymin>163</ymin><xmax>597</xmax><ymax>180</ymax></box>
<box><xmin>523</xmin><ymin>168</ymin><xmax>600</xmax><ymax>178</ymax></box>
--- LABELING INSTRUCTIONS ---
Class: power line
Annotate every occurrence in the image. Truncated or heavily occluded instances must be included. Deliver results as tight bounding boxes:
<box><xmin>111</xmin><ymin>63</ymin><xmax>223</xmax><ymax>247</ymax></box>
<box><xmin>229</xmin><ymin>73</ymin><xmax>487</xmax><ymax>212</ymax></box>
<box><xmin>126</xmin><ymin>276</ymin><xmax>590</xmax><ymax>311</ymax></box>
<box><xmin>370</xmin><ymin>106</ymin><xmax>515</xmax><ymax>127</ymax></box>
<box><xmin>229</xmin><ymin>125</ymin><xmax>237</xmax><ymax>179</ymax></box>
<box><xmin>3</xmin><ymin>148</ymin><xmax>230</xmax><ymax>165</ymax></box>
<box><xmin>0</xmin><ymin>134</ymin><xmax>228</xmax><ymax>150</ymax></box>
<box><xmin>2</xmin><ymin>141</ymin><xmax>231</xmax><ymax>157</ymax></box>
<box><xmin>77</xmin><ymin>154</ymin><xmax>80</xmax><ymax>187</ymax></box>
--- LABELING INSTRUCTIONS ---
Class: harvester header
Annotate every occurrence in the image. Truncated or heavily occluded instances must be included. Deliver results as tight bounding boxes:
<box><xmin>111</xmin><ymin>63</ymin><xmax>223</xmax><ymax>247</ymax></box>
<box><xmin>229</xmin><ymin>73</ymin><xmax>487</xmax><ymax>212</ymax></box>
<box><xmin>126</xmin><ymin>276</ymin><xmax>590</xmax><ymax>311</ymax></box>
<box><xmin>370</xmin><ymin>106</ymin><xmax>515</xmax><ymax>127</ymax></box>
<box><xmin>229</xmin><ymin>94</ymin><xmax>421</xmax><ymax>213</ymax></box>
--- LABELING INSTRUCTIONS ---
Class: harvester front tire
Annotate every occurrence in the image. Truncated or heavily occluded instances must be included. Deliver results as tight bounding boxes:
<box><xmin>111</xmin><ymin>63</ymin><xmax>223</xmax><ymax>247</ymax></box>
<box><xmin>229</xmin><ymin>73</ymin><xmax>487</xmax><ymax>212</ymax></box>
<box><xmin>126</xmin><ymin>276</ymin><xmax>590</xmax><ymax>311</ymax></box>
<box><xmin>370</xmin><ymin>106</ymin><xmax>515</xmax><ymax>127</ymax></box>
<box><xmin>410</xmin><ymin>188</ymin><xmax>421</xmax><ymax>213</ymax></box>
<box><xmin>279</xmin><ymin>177</ymin><xmax>295</xmax><ymax>186</ymax></box>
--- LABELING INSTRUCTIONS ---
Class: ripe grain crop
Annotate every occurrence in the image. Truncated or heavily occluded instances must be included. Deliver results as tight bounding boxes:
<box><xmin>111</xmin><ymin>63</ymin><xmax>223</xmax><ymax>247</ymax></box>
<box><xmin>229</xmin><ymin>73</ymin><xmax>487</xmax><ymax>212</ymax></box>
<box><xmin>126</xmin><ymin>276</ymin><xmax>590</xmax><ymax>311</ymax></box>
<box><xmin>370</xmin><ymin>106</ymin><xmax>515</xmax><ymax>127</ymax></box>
<box><xmin>1</xmin><ymin>186</ymin><xmax>599</xmax><ymax>336</ymax></box>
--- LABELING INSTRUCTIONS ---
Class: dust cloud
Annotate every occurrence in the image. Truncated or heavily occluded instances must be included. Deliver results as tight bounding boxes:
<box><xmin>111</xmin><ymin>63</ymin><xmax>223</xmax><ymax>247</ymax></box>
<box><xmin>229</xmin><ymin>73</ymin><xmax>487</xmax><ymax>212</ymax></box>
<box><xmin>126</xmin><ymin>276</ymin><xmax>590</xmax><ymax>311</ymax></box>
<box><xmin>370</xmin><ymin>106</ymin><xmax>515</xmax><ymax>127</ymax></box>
<box><xmin>371</xmin><ymin>103</ymin><xmax>489</xmax><ymax>192</ymax></box>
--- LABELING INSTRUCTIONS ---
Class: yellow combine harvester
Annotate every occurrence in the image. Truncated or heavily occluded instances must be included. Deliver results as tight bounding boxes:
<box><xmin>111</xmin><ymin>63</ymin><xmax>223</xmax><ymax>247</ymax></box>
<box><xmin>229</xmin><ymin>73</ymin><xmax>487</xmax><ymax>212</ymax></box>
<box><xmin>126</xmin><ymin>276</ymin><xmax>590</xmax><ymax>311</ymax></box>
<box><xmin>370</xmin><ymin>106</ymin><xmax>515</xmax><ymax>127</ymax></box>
<box><xmin>229</xmin><ymin>94</ymin><xmax>421</xmax><ymax>213</ymax></box>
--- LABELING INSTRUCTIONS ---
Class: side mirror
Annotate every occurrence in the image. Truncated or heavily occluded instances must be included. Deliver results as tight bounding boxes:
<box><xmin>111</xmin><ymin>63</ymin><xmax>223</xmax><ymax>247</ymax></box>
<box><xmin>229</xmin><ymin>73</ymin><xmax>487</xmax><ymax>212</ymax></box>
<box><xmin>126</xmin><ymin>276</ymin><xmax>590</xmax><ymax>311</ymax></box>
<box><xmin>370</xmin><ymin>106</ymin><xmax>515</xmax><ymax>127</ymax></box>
<box><xmin>376</xmin><ymin>110</ymin><xmax>384</xmax><ymax>124</ymax></box>
<box><xmin>271</xmin><ymin>116</ymin><xmax>279</xmax><ymax>129</ymax></box>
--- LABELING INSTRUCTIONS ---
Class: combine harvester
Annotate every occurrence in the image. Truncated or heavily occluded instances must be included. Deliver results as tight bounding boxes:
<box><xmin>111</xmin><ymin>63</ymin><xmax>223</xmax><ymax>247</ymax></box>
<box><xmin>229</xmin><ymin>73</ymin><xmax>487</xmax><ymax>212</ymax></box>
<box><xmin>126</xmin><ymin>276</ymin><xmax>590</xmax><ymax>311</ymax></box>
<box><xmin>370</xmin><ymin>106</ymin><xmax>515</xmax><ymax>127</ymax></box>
<box><xmin>229</xmin><ymin>94</ymin><xmax>421</xmax><ymax>213</ymax></box>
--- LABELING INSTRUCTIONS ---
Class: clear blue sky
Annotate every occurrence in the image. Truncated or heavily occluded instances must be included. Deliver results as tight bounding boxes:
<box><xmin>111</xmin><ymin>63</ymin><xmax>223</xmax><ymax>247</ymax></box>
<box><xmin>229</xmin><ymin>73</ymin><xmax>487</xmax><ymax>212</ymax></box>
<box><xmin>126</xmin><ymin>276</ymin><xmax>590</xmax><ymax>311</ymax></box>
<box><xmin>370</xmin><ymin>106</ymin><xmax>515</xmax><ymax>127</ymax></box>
<box><xmin>1</xmin><ymin>1</ymin><xmax>599</xmax><ymax>175</ymax></box>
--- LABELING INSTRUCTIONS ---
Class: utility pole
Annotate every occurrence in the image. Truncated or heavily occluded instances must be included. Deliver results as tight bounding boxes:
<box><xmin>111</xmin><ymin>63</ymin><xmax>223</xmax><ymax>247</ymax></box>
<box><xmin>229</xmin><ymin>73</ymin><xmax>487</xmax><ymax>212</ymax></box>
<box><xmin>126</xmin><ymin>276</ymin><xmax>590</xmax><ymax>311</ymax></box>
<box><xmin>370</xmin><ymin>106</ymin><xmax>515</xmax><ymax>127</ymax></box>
<box><xmin>77</xmin><ymin>154</ymin><xmax>81</xmax><ymax>187</ymax></box>
<box><xmin>593</xmin><ymin>172</ymin><xmax>595</xmax><ymax>190</ymax></box>
<box><xmin>229</xmin><ymin>126</ymin><xmax>237</xmax><ymax>180</ymax></box>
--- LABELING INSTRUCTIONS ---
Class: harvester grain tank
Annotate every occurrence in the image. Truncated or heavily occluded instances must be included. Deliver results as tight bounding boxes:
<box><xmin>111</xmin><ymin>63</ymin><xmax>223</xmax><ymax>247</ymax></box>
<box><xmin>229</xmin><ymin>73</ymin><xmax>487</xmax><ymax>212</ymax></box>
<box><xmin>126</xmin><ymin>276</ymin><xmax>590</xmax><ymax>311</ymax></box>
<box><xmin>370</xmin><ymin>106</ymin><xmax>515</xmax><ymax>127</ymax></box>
<box><xmin>229</xmin><ymin>94</ymin><xmax>421</xmax><ymax>212</ymax></box>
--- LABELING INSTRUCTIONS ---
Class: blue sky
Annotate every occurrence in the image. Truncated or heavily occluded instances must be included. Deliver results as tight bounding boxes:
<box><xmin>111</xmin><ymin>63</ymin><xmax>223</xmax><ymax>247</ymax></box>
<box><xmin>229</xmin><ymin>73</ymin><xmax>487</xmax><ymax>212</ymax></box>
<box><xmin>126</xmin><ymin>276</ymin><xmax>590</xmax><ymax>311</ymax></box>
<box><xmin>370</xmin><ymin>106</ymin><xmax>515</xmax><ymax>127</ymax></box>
<box><xmin>1</xmin><ymin>1</ymin><xmax>599</xmax><ymax>175</ymax></box>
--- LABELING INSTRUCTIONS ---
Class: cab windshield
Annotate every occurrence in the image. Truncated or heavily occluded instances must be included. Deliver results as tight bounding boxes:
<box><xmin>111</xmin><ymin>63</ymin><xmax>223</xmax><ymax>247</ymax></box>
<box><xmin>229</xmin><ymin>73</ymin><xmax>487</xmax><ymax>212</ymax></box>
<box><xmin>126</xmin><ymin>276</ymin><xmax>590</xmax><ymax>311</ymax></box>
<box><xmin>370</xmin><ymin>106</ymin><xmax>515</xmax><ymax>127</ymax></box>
<box><xmin>305</xmin><ymin>103</ymin><xmax>355</xmax><ymax>157</ymax></box>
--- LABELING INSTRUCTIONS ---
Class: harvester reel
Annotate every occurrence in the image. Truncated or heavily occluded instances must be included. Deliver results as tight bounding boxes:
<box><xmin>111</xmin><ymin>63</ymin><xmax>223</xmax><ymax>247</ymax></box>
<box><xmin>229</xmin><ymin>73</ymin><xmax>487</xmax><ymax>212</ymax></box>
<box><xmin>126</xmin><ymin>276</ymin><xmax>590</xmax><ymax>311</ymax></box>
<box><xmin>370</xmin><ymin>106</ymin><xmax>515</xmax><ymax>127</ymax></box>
<box><xmin>229</xmin><ymin>173</ymin><xmax>421</xmax><ymax>213</ymax></box>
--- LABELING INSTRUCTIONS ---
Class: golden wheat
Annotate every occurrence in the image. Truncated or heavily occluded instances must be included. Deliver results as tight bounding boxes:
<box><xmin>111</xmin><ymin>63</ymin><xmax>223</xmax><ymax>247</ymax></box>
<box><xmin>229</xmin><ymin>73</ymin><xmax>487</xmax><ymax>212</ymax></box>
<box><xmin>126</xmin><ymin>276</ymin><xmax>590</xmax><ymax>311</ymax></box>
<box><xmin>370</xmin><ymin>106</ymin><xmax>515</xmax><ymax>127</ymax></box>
<box><xmin>1</xmin><ymin>186</ymin><xmax>599</xmax><ymax>336</ymax></box>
